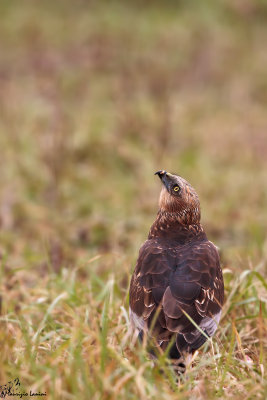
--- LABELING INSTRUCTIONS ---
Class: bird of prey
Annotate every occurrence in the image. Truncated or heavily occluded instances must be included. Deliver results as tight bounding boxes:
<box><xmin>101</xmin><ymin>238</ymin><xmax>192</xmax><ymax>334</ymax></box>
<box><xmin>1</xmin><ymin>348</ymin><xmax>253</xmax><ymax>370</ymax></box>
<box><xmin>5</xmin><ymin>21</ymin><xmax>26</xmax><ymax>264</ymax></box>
<box><xmin>129</xmin><ymin>171</ymin><xmax>224</xmax><ymax>373</ymax></box>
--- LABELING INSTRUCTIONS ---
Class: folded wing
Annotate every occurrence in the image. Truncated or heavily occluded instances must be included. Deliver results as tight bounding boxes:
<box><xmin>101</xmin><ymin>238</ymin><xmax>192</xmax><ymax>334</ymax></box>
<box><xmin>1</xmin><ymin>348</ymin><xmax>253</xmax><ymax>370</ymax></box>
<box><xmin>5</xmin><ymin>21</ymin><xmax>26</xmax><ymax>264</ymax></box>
<box><xmin>129</xmin><ymin>238</ymin><xmax>224</xmax><ymax>353</ymax></box>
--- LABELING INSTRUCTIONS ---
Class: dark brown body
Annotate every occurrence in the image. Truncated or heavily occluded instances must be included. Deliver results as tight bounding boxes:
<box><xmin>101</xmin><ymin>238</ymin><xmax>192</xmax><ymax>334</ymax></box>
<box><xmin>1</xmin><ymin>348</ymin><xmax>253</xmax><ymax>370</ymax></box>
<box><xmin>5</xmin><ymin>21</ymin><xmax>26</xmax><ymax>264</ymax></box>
<box><xmin>129</xmin><ymin>172</ymin><xmax>224</xmax><ymax>367</ymax></box>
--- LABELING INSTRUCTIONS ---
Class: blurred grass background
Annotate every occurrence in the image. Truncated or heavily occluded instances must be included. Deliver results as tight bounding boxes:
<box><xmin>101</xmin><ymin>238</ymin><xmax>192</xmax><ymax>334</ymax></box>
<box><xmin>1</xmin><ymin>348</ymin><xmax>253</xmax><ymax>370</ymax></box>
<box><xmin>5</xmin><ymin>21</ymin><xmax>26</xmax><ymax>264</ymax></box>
<box><xmin>0</xmin><ymin>0</ymin><xmax>266</xmax><ymax>399</ymax></box>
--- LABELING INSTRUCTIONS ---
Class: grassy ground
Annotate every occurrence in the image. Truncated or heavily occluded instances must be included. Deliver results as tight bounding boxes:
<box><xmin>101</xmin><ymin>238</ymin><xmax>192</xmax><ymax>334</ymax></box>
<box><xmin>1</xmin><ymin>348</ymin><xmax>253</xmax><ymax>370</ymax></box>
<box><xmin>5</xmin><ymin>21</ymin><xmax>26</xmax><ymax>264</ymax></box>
<box><xmin>0</xmin><ymin>1</ymin><xmax>266</xmax><ymax>398</ymax></box>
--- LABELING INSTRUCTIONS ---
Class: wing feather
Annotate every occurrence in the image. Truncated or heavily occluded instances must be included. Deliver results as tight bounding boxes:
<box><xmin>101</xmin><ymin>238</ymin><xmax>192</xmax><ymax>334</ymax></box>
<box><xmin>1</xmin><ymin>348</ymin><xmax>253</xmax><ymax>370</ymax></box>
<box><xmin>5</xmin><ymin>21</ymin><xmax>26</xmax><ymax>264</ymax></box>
<box><xmin>129</xmin><ymin>238</ymin><xmax>224</xmax><ymax>353</ymax></box>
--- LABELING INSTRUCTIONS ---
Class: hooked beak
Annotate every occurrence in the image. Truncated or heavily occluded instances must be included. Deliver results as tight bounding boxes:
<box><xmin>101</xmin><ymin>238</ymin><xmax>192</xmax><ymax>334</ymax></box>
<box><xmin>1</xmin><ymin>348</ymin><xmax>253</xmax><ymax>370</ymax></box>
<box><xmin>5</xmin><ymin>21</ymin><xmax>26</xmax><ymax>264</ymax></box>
<box><xmin>155</xmin><ymin>170</ymin><xmax>174</xmax><ymax>191</ymax></box>
<box><xmin>154</xmin><ymin>170</ymin><xmax>166</xmax><ymax>178</ymax></box>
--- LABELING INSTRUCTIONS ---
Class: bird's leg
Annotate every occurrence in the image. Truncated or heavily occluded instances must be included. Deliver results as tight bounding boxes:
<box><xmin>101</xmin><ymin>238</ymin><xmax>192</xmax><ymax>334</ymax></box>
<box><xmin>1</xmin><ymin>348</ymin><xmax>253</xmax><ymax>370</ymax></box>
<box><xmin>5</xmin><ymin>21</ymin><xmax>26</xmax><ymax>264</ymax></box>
<box><xmin>171</xmin><ymin>358</ymin><xmax>186</xmax><ymax>375</ymax></box>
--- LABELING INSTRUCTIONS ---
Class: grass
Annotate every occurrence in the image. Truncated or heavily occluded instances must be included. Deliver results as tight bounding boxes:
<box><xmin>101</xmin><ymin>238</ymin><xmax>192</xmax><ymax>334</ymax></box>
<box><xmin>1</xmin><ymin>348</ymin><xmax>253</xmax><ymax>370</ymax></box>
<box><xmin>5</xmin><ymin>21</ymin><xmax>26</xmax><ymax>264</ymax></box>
<box><xmin>0</xmin><ymin>0</ymin><xmax>267</xmax><ymax>398</ymax></box>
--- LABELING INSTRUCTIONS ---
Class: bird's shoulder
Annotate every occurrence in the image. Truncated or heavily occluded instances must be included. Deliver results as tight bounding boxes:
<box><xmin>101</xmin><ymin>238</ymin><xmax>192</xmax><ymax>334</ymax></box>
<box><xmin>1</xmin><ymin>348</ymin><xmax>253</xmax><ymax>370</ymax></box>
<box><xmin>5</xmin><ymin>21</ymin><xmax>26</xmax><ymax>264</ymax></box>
<box><xmin>134</xmin><ymin>236</ymin><xmax>220</xmax><ymax>279</ymax></box>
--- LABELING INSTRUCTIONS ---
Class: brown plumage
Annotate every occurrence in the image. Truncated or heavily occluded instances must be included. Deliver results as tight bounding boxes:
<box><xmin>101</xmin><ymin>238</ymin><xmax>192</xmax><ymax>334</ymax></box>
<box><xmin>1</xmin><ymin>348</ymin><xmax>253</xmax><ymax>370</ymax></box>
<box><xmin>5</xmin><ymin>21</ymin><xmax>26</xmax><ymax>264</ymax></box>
<box><xmin>129</xmin><ymin>171</ymin><xmax>224</xmax><ymax>372</ymax></box>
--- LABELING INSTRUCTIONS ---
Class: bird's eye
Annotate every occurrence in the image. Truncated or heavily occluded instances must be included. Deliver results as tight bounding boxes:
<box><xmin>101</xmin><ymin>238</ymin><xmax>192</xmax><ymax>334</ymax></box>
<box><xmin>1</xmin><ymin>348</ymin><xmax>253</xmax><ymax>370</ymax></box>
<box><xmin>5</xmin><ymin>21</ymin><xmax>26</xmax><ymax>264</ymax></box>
<box><xmin>173</xmin><ymin>185</ymin><xmax>179</xmax><ymax>192</ymax></box>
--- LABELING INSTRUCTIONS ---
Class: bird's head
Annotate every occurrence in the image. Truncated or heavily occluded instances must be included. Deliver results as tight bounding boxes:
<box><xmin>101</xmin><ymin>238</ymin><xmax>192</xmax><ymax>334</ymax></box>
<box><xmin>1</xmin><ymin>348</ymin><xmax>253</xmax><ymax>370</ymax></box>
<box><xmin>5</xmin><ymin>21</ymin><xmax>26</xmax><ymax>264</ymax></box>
<box><xmin>155</xmin><ymin>170</ymin><xmax>201</xmax><ymax>225</ymax></box>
